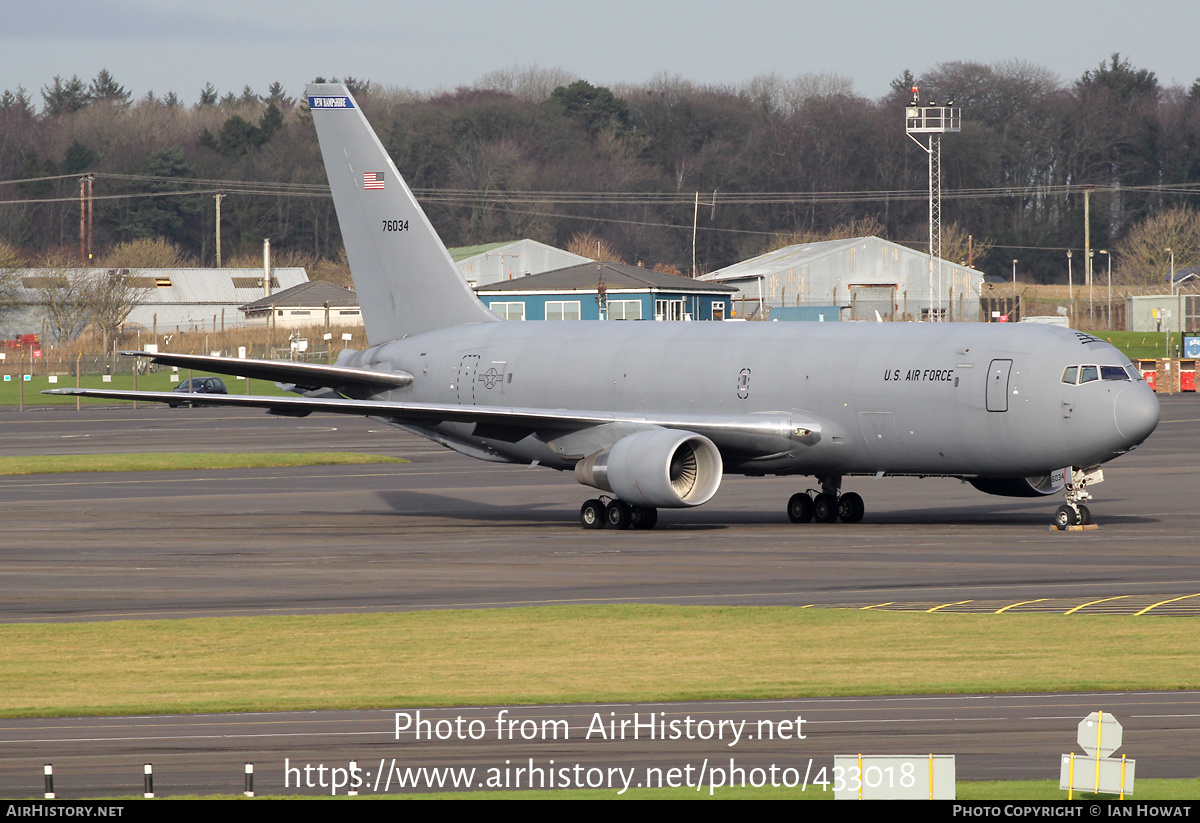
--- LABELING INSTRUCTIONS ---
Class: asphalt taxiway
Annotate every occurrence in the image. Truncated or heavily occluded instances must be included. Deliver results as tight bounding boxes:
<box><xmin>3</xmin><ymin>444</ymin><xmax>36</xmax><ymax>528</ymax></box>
<box><xmin>0</xmin><ymin>397</ymin><xmax>1196</xmax><ymax>796</ymax></box>
<box><xmin>0</xmin><ymin>397</ymin><xmax>1197</xmax><ymax>620</ymax></box>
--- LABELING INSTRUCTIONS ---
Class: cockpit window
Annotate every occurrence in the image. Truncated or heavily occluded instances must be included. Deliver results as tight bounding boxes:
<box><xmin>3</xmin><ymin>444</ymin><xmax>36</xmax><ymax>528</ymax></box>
<box><xmin>1101</xmin><ymin>365</ymin><xmax>1129</xmax><ymax>381</ymax></box>
<box><xmin>1080</xmin><ymin>365</ymin><xmax>1099</xmax><ymax>383</ymax></box>
<box><xmin>1125</xmin><ymin>364</ymin><xmax>1143</xmax><ymax>381</ymax></box>
<box><xmin>1062</xmin><ymin>366</ymin><xmax>1078</xmax><ymax>384</ymax></box>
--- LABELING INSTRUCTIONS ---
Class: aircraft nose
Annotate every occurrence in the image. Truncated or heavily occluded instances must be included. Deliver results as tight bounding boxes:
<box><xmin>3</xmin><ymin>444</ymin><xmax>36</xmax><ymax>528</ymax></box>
<box><xmin>1114</xmin><ymin>385</ymin><xmax>1160</xmax><ymax>444</ymax></box>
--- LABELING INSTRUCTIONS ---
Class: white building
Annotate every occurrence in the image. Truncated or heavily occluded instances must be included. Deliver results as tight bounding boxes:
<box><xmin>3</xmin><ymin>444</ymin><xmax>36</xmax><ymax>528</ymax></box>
<box><xmin>450</xmin><ymin>239</ymin><xmax>591</xmax><ymax>287</ymax></box>
<box><xmin>1</xmin><ymin>267</ymin><xmax>309</xmax><ymax>339</ymax></box>
<box><xmin>240</xmin><ymin>281</ymin><xmax>363</xmax><ymax>329</ymax></box>
<box><xmin>700</xmin><ymin>236</ymin><xmax>985</xmax><ymax>322</ymax></box>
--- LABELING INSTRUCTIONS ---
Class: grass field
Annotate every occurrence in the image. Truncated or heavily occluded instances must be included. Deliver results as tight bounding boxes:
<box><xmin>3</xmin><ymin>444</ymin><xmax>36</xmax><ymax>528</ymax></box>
<box><xmin>0</xmin><ymin>369</ymin><xmax>291</xmax><ymax>406</ymax></box>
<box><xmin>2</xmin><ymin>606</ymin><xmax>1197</xmax><ymax>718</ymax></box>
<box><xmin>0</xmin><ymin>452</ymin><xmax>407</xmax><ymax>475</ymax></box>
<box><xmin>1084</xmin><ymin>330</ymin><xmax>1187</xmax><ymax>361</ymax></box>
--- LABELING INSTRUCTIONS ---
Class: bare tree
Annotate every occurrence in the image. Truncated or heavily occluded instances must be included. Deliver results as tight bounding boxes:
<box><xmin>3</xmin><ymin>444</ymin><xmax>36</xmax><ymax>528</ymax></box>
<box><xmin>30</xmin><ymin>255</ymin><xmax>91</xmax><ymax>343</ymax></box>
<box><xmin>475</xmin><ymin>64</ymin><xmax>579</xmax><ymax>102</ymax></box>
<box><xmin>86</xmin><ymin>268</ymin><xmax>151</xmax><ymax>355</ymax></box>
<box><xmin>0</xmin><ymin>239</ymin><xmax>22</xmax><ymax>309</ymax></box>
<box><xmin>566</xmin><ymin>231</ymin><xmax>626</xmax><ymax>264</ymax></box>
<box><xmin>1116</xmin><ymin>207</ymin><xmax>1200</xmax><ymax>285</ymax></box>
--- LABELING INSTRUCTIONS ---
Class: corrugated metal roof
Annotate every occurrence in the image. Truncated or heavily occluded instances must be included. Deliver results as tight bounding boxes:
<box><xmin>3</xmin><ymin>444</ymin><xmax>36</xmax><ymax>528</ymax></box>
<box><xmin>447</xmin><ymin>241</ymin><xmax>511</xmax><ymax>262</ymax></box>
<box><xmin>476</xmin><ymin>261</ymin><xmax>736</xmax><ymax>294</ymax></box>
<box><xmin>452</xmin><ymin>239</ymin><xmax>593</xmax><ymax>286</ymax></box>
<box><xmin>11</xmin><ymin>267</ymin><xmax>308</xmax><ymax>304</ymax></box>
<box><xmin>240</xmin><ymin>281</ymin><xmax>359</xmax><ymax>311</ymax></box>
<box><xmin>700</xmin><ymin>237</ymin><xmax>872</xmax><ymax>281</ymax></box>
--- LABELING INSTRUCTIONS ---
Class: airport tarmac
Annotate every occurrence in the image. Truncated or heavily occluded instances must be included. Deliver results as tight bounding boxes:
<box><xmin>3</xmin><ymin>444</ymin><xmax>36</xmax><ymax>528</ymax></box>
<box><xmin>0</xmin><ymin>397</ymin><xmax>1196</xmax><ymax>796</ymax></box>
<box><xmin>0</xmin><ymin>397</ymin><xmax>1197</xmax><ymax>620</ymax></box>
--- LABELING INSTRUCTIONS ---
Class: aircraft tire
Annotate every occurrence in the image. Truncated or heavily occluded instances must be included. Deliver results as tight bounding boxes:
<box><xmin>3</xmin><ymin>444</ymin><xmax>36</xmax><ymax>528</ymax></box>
<box><xmin>631</xmin><ymin>506</ymin><xmax>658</xmax><ymax>530</ymax></box>
<box><xmin>580</xmin><ymin>499</ymin><xmax>607</xmax><ymax>530</ymax></box>
<box><xmin>813</xmin><ymin>493</ymin><xmax>839</xmax><ymax>523</ymax></box>
<box><xmin>1054</xmin><ymin>504</ymin><xmax>1079</xmax><ymax>530</ymax></box>
<box><xmin>837</xmin><ymin>492</ymin><xmax>865</xmax><ymax>523</ymax></box>
<box><xmin>1077</xmin><ymin>504</ymin><xmax>1092</xmax><ymax>526</ymax></box>
<box><xmin>606</xmin><ymin>500</ymin><xmax>633</xmax><ymax>530</ymax></box>
<box><xmin>787</xmin><ymin>493</ymin><xmax>814</xmax><ymax>523</ymax></box>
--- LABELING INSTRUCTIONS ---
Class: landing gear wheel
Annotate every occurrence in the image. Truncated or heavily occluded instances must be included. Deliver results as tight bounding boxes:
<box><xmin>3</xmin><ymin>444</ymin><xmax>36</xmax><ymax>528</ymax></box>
<box><xmin>630</xmin><ymin>506</ymin><xmax>658</xmax><ymax>530</ymax></box>
<box><xmin>1077</xmin><ymin>504</ymin><xmax>1092</xmax><ymax>526</ymax></box>
<box><xmin>606</xmin><ymin>500</ymin><xmax>633</xmax><ymax>530</ymax></box>
<box><xmin>787</xmin><ymin>493</ymin><xmax>814</xmax><ymax>523</ymax></box>
<box><xmin>813</xmin><ymin>493</ymin><xmax>839</xmax><ymax>523</ymax></box>
<box><xmin>837</xmin><ymin>492</ymin><xmax>865</xmax><ymax>523</ymax></box>
<box><xmin>580</xmin><ymin>499</ymin><xmax>607</xmax><ymax>530</ymax></box>
<box><xmin>1055</xmin><ymin>504</ymin><xmax>1079</xmax><ymax>530</ymax></box>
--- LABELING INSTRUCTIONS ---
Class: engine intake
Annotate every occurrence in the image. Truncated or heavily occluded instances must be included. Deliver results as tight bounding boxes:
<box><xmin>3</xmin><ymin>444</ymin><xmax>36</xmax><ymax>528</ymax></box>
<box><xmin>574</xmin><ymin>429</ymin><xmax>723</xmax><ymax>508</ymax></box>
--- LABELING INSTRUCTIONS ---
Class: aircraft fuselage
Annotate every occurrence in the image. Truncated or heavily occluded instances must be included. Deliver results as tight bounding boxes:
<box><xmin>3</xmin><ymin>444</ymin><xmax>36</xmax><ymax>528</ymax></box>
<box><xmin>341</xmin><ymin>319</ymin><xmax>1157</xmax><ymax>479</ymax></box>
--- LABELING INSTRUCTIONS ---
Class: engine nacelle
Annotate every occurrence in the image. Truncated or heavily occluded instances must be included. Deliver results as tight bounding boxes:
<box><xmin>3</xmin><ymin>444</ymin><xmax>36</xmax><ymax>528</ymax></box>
<box><xmin>968</xmin><ymin>468</ymin><xmax>1067</xmax><ymax>498</ymax></box>
<box><xmin>574</xmin><ymin>429</ymin><xmax>723</xmax><ymax>508</ymax></box>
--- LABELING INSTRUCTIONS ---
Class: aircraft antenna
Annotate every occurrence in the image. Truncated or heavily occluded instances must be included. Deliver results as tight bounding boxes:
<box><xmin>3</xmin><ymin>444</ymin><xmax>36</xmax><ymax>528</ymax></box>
<box><xmin>905</xmin><ymin>88</ymin><xmax>960</xmax><ymax>321</ymax></box>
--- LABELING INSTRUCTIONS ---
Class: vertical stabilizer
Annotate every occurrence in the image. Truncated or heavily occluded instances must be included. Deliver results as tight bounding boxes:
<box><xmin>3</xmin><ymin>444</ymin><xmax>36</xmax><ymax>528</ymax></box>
<box><xmin>306</xmin><ymin>83</ymin><xmax>498</xmax><ymax>343</ymax></box>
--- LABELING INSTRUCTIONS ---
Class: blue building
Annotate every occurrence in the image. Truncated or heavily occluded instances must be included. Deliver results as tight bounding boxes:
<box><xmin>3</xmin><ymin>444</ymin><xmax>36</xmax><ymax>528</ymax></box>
<box><xmin>475</xmin><ymin>261</ymin><xmax>736</xmax><ymax>321</ymax></box>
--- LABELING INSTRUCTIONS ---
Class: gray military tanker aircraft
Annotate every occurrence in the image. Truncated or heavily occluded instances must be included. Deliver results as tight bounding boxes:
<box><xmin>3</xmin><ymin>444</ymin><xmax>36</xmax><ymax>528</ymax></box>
<box><xmin>48</xmin><ymin>83</ymin><xmax>1161</xmax><ymax>531</ymax></box>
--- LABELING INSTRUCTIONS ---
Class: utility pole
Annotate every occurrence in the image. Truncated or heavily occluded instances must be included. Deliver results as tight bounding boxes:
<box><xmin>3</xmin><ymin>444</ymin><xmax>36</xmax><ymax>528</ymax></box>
<box><xmin>215</xmin><ymin>191</ymin><xmax>226</xmax><ymax>267</ymax></box>
<box><xmin>691</xmin><ymin>190</ymin><xmax>716</xmax><ymax>278</ymax></box>
<box><xmin>1084</xmin><ymin>188</ymin><xmax>1092</xmax><ymax>329</ymax></box>
<box><xmin>1099</xmin><ymin>250</ymin><xmax>1111</xmax><ymax>330</ymax></box>
<box><xmin>79</xmin><ymin>177</ymin><xmax>86</xmax><ymax>265</ymax></box>
<box><xmin>86</xmin><ymin>175</ymin><xmax>93</xmax><ymax>264</ymax></box>
<box><xmin>77</xmin><ymin>175</ymin><xmax>95</xmax><ymax>265</ymax></box>
<box><xmin>906</xmin><ymin>88</ymin><xmax>960</xmax><ymax>321</ymax></box>
<box><xmin>1067</xmin><ymin>250</ymin><xmax>1074</xmax><ymax>327</ymax></box>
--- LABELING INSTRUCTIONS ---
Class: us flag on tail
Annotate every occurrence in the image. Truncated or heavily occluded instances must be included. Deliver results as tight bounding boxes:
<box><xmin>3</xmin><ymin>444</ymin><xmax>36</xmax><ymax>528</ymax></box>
<box><xmin>364</xmin><ymin>172</ymin><xmax>384</xmax><ymax>190</ymax></box>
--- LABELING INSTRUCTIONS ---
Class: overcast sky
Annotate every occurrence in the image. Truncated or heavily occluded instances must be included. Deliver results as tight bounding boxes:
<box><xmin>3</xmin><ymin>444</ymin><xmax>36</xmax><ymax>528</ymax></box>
<box><xmin>4</xmin><ymin>0</ymin><xmax>1199</xmax><ymax>107</ymax></box>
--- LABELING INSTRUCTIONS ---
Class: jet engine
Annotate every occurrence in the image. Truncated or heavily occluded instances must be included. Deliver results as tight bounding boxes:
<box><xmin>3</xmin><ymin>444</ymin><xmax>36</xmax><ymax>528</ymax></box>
<box><xmin>574</xmin><ymin>429</ymin><xmax>723</xmax><ymax>508</ymax></box>
<box><xmin>967</xmin><ymin>469</ymin><xmax>1067</xmax><ymax>498</ymax></box>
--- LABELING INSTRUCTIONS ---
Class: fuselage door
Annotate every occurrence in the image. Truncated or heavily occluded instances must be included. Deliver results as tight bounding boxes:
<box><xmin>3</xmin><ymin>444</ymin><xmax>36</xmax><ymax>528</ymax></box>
<box><xmin>986</xmin><ymin>359</ymin><xmax>1013</xmax><ymax>412</ymax></box>
<box><xmin>455</xmin><ymin>354</ymin><xmax>481</xmax><ymax>405</ymax></box>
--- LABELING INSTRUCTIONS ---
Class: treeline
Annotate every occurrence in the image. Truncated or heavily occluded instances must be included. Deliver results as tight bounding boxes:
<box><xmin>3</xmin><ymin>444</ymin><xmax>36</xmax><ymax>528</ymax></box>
<box><xmin>3</xmin><ymin>57</ymin><xmax>1200</xmax><ymax>284</ymax></box>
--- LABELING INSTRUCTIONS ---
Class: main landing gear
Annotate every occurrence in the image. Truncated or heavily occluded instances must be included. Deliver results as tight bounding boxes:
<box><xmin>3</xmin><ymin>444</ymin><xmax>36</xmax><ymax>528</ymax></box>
<box><xmin>580</xmin><ymin>497</ymin><xmax>658</xmax><ymax>530</ymax></box>
<box><xmin>787</xmin><ymin>476</ymin><xmax>864</xmax><ymax>524</ymax></box>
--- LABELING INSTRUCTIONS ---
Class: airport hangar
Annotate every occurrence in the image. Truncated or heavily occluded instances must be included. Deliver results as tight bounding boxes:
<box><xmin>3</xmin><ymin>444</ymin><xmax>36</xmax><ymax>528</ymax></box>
<box><xmin>0</xmin><ymin>266</ymin><xmax>309</xmax><ymax>339</ymax></box>
<box><xmin>699</xmin><ymin>235</ymin><xmax>985</xmax><ymax>322</ymax></box>
<box><xmin>450</xmin><ymin>238</ymin><xmax>592</xmax><ymax>287</ymax></box>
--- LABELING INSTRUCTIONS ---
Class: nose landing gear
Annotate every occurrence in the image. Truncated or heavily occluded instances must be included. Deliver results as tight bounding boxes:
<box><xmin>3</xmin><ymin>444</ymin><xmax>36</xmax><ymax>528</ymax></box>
<box><xmin>1054</xmin><ymin>467</ymin><xmax>1103</xmax><ymax>530</ymax></box>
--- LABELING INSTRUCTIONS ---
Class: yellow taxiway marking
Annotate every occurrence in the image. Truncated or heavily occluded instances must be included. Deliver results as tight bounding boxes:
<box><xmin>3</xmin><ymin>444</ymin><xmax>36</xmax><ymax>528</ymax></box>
<box><xmin>1064</xmin><ymin>595</ymin><xmax>1130</xmax><ymax>615</ymax></box>
<box><xmin>1134</xmin><ymin>593</ymin><xmax>1200</xmax><ymax>616</ymax></box>
<box><xmin>860</xmin><ymin>602</ymin><xmax>894</xmax><ymax>610</ymax></box>
<box><xmin>995</xmin><ymin>599</ymin><xmax>1047</xmax><ymax>614</ymax></box>
<box><xmin>926</xmin><ymin>600</ymin><xmax>973</xmax><ymax>613</ymax></box>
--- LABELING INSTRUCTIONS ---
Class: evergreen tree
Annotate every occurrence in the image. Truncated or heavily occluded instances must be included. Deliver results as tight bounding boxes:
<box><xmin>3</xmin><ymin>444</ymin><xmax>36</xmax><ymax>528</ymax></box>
<box><xmin>0</xmin><ymin>86</ymin><xmax>35</xmax><ymax>116</ymax></box>
<box><xmin>548</xmin><ymin>80</ymin><xmax>632</xmax><ymax>137</ymax></box>
<box><xmin>89</xmin><ymin>69</ymin><xmax>131</xmax><ymax>105</ymax></box>
<box><xmin>265</xmin><ymin>81</ymin><xmax>293</xmax><ymax>108</ymax></box>
<box><xmin>197</xmin><ymin>83</ymin><xmax>218</xmax><ymax>108</ymax></box>
<box><xmin>63</xmin><ymin>140</ymin><xmax>100</xmax><ymax>174</ymax></box>
<box><xmin>41</xmin><ymin>75</ymin><xmax>90</xmax><ymax>115</ymax></box>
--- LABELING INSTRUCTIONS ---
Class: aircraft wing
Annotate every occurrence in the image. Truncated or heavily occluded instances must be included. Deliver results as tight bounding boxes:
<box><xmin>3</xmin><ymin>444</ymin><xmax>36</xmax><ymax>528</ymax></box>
<box><xmin>119</xmin><ymin>351</ymin><xmax>412</xmax><ymax>392</ymax></box>
<box><xmin>42</xmin><ymin>387</ymin><xmax>821</xmax><ymax>451</ymax></box>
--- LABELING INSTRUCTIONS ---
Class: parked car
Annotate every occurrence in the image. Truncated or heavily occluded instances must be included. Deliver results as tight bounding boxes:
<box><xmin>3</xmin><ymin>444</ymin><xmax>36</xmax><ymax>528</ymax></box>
<box><xmin>168</xmin><ymin>377</ymin><xmax>228</xmax><ymax>407</ymax></box>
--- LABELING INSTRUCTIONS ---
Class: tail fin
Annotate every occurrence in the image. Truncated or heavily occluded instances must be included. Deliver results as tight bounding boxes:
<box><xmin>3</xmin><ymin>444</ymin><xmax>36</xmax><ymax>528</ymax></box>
<box><xmin>306</xmin><ymin>83</ymin><xmax>497</xmax><ymax>344</ymax></box>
